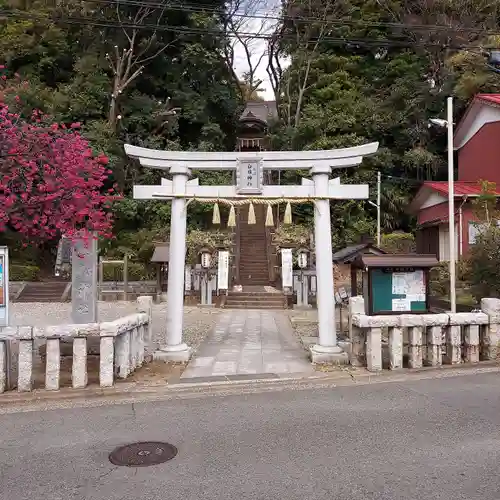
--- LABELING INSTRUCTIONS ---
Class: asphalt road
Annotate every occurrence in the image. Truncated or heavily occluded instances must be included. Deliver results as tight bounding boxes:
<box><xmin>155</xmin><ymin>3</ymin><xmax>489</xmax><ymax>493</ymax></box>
<box><xmin>1</xmin><ymin>373</ymin><xmax>500</xmax><ymax>500</ymax></box>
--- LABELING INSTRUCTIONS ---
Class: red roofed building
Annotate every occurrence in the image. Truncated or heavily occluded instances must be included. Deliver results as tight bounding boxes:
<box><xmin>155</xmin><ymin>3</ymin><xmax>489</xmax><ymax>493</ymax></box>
<box><xmin>409</xmin><ymin>94</ymin><xmax>500</xmax><ymax>261</ymax></box>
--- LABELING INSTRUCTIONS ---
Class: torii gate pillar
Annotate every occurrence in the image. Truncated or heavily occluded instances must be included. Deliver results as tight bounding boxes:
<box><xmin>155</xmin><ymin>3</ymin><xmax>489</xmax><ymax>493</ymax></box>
<box><xmin>310</xmin><ymin>164</ymin><xmax>345</xmax><ymax>361</ymax></box>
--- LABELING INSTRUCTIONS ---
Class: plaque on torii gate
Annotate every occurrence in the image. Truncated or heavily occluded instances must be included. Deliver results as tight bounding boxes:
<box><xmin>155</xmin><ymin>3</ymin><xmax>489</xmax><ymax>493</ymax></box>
<box><xmin>125</xmin><ymin>143</ymin><xmax>379</xmax><ymax>363</ymax></box>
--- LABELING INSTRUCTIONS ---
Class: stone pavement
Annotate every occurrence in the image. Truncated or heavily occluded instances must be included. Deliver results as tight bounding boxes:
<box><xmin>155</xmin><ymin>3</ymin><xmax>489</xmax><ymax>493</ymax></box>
<box><xmin>181</xmin><ymin>309</ymin><xmax>314</xmax><ymax>378</ymax></box>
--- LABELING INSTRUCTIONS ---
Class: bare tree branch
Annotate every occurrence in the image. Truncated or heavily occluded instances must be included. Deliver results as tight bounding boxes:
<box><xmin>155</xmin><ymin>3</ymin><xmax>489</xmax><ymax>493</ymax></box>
<box><xmin>223</xmin><ymin>0</ymin><xmax>275</xmax><ymax>100</ymax></box>
<box><xmin>106</xmin><ymin>0</ymin><xmax>176</xmax><ymax>133</ymax></box>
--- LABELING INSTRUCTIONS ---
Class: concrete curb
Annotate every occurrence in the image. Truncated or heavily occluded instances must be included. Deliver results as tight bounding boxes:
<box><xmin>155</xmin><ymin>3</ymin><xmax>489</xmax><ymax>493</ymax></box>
<box><xmin>0</xmin><ymin>362</ymin><xmax>499</xmax><ymax>414</ymax></box>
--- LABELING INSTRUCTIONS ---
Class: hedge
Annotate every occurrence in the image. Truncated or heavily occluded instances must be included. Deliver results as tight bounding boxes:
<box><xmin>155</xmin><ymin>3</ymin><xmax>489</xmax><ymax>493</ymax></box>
<box><xmin>101</xmin><ymin>262</ymin><xmax>155</xmax><ymax>282</ymax></box>
<box><xmin>10</xmin><ymin>264</ymin><xmax>41</xmax><ymax>281</ymax></box>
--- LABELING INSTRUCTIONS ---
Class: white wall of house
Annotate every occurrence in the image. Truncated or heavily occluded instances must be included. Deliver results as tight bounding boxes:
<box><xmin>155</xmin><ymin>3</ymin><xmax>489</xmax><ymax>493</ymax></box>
<box><xmin>438</xmin><ymin>223</ymin><xmax>459</xmax><ymax>262</ymax></box>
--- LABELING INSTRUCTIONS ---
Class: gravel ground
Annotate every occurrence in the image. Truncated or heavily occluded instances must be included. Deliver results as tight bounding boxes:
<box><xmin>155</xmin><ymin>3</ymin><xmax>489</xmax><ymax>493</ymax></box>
<box><xmin>9</xmin><ymin>302</ymin><xmax>221</xmax><ymax>352</ymax></box>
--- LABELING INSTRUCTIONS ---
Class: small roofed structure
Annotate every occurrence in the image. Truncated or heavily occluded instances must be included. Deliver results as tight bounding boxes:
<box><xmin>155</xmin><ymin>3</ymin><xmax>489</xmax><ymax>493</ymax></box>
<box><xmin>331</xmin><ymin>241</ymin><xmax>386</xmax><ymax>295</ymax></box>
<box><xmin>151</xmin><ymin>243</ymin><xmax>170</xmax><ymax>298</ymax></box>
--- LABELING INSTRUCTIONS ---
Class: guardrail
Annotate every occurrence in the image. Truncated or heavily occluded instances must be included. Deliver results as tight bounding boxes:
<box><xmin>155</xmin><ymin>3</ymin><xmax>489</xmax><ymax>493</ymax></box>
<box><xmin>348</xmin><ymin>296</ymin><xmax>500</xmax><ymax>371</ymax></box>
<box><xmin>0</xmin><ymin>296</ymin><xmax>153</xmax><ymax>392</ymax></box>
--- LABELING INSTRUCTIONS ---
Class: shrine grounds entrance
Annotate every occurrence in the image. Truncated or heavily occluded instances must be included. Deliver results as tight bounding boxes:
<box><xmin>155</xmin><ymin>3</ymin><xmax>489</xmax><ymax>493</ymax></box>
<box><xmin>125</xmin><ymin>143</ymin><xmax>378</xmax><ymax>364</ymax></box>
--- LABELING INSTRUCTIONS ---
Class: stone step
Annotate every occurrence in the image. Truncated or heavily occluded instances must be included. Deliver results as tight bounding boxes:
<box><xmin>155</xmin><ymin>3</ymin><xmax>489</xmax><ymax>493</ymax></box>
<box><xmin>224</xmin><ymin>302</ymin><xmax>285</xmax><ymax>309</ymax></box>
<box><xmin>226</xmin><ymin>296</ymin><xmax>283</xmax><ymax>302</ymax></box>
<box><xmin>16</xmin><ymin>282</ymin><xmax>68</xmax><ymax>302</ymax></box>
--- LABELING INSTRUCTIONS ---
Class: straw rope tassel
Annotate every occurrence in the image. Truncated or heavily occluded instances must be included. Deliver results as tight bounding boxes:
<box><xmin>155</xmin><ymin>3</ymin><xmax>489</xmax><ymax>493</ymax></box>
<box><xmin>212</xmin><ymin>202</ymin><xmax>221</xmax><ymax>224</ymax></box>
<box><xmin>284</xmin><ymin>201</ymin><xmax>292</xmax><ymax>224</ymax></box>
<box><xmin>247</xmin><ymin>202</ymin><xmax>256</xmax><ymax>224</ymax></box>
<box><xmin>265</xmin><ymin>203</ymin><xmax>274</xmax><ymax>226</ymax></box>
<box><xmin>227</xmin><ymin>205</ymin><xmax>236</xmax><ymax>227</ymax></box>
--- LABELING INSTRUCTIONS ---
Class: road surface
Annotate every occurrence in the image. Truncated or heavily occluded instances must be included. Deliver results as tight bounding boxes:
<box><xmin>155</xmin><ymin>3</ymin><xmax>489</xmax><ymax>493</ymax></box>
<box><xmin>1</xmin><ymin>373</ymin><xmax>500</xmax><ymax>500</ymax></box>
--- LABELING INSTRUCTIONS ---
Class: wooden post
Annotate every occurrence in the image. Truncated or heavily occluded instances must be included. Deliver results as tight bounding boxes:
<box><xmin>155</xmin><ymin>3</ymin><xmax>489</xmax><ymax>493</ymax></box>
<box><xmin>350</xmin><ymin>266</ymin><xmax>357</xmax><ymax>296</ymax></box>
<box><xmin>99</xmin><ymin>258</ymin><xmax>104</xmax><ymax>301</ymax></box>
<box><xmin>123</xmin><ymin>255</ymin><xmax>128</xmax><ymax>301</ymax></box>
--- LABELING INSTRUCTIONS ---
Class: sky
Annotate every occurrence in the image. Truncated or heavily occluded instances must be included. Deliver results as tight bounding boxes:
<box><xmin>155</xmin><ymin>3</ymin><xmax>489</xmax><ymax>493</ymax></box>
<box><xmin>230</xmin><ymin>0</ymin><xmax>287</xmax><ymax>101</ymax></box>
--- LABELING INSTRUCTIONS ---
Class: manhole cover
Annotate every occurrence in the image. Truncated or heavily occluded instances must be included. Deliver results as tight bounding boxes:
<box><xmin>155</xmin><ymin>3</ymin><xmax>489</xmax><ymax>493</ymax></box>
<box><xmin>109</xmin><ymin>442</ymin><xmax>178</xmax><ymax>467</ymax></box>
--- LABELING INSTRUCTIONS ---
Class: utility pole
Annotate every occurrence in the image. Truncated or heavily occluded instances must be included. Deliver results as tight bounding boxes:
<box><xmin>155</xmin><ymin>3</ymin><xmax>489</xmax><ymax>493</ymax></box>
<box><xmin>377</xmin><ymin>171</ymin><xmax>381</xmax><ymax>247</ymax></box>
<box><xmin>447</xmin><ymin>97</ymin><xmax>456</xmax><ymax>313</ymax></box>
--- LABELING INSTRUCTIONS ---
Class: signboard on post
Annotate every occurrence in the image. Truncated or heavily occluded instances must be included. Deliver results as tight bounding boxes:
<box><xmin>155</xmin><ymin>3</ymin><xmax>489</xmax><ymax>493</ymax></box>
<box><xmin>0</xmin><ymin>247</ymin><xmax>9</xmax><ymax>327</ymax></box>
<box><xmin>281</xmin><ymin>248</ymin><xmax>293</xmax><ymax>288</ymax></box>
<box><xmin>217</xmin><ymin>250</ymin><xmax>229</xmax><ymax>290</ymax></box>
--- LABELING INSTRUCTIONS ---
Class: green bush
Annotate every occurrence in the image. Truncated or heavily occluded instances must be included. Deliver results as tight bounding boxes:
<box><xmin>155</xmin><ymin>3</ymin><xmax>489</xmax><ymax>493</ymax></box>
<box><xmin>380</xmin><ymin>232</ymin><xmax>416</xmax><ymax>254</ymax></box>
<box><xmin>10</xmin><ymin>264</ymin><xmax>41</xmax><ymax>281</ymax></box>
<box><xmin>101</xmin><ymin>262</ymin><xmax>155</xmax><ymax>282</ymax></box>
<box><xmin>429</xmin><ymin>260</ymin><xmax>471</xmax><ymax>297</ymax></box>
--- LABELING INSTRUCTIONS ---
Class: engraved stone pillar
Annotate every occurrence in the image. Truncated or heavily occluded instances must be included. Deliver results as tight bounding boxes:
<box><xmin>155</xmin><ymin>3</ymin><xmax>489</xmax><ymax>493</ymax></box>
<box><xmin>388</xmin><ymin>327</ymin><xmax>403</xmax><ymax>370</ymax></box>
<box><xmin>71</xmin><ymin>236</ymin><xmax>98</xmax><ymax>324</ymax></box>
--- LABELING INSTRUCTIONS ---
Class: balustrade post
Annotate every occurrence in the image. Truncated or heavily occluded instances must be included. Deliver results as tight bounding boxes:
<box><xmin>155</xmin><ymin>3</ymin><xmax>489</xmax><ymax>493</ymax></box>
<box><xmin>388</xmin><ymin>327</ymin><xmax>403</xmax><ymax>370</ymax></box>
<box><xmin>45</xmin><ymin>338</ymin><xmax>61</xmax><ymax>390</ymax></box>
<box><xmin>366</xmin><ymin>327</ymin><xmax>382</xmax><ymax>372</ymax></box>
<box><xmin>408</xmin><ymin>327</ymin><xmax>424</xmax><ymax>369</ymax></box>
<box><xmin>427</xmin><ymin>326</ymin><xmax>443</xmax><ymax>366</ymax></box>
<box><xmin>444</xmin><ymin>325</ymin><xmax>461</xmax><ymax>365</ymax></box>
<box><xmin>481</xmin><ymin>298</ymin><xmax>500</xmax><ymax>360</ymax></box>
<box><xmin>17</xmin><ymin>339</ymin><xmax>33</xmax><ymax>392</ymax></box>
<box><xmin>464</xmin><ymin>325</ymin><xmax>480</xmax><ymax>363</ymax></box>
<box><xmin>72</xmin><ymin>338</ymin><xmax>88</xmax><ymax>388</ymax></box>
<box><xmin>137</xmin><ymin>296</ymin><xmax>153</xmax><ymax>355</ymax></box>
<box><xmin>0</xmin><ymin>340</ymin><xmax>6</xmax><ymax>393</ymax></box>
<box><xmin>99</xmin><ymin>337</ymin><xmax>114</xmax><ymax>387</ymax></box>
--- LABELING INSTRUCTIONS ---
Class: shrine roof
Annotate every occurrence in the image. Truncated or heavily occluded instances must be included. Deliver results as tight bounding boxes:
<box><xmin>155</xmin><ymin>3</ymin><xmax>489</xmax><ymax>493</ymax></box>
<box><xmin>353</xmin><ymin>254</ymin><xmax>438</xmax><ymax>268</ymax></box>
<box><xmin>151</xmin><ymin>243</ymin><xmax>170</xmax><ymax>262</ymax></box>
<box><xmin>239</xmin><ymin>101</ymin><xmax>278</xmax><ymax>124</ymax></box>
<box><xmin>332</xmin><ymin>243</ymin><xmax>386</xmax><ymax>264</ymax></box>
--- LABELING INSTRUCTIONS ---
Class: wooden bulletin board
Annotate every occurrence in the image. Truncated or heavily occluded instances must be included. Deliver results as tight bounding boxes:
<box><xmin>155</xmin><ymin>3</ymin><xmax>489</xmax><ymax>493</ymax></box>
<box><xmin>369</xmin><ymin>267</ymin><xmax>428</xmax><ymax>315</ymax></box>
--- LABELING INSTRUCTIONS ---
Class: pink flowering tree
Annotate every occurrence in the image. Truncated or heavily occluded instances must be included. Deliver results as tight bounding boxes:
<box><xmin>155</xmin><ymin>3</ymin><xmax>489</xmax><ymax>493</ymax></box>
<box><xmin>0</xmin><ymin>71</ymin><xmax>118</xmax><ymax>242</ymax></box>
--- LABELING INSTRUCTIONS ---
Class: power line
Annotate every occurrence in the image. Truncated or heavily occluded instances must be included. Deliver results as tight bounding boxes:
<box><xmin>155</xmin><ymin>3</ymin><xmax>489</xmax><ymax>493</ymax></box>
<box><xmin>85</xmin><ymin>0</ymin><xmax>500</xmax><ymax>38</ymax></box>
<box><xmin>0</xmin><ymin>9</ymin><xmax>496</xmax><ymax>51</ymax></box>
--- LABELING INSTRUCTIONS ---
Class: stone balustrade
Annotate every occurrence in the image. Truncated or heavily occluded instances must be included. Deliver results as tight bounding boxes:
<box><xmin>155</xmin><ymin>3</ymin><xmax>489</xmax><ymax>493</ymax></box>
<box><xmin>348</xmin><ymin>297</ymin><xmax>500</xmax><ymax>371</ymax></box>
<box><xmin>0</xmin><ymin>296</ymin><xmax>153</xmax><ymax>392</ymax></box>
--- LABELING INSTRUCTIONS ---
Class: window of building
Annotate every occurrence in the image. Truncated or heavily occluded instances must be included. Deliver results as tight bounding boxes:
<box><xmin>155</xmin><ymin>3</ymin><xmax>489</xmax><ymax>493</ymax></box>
<box><xmin>468</xmin><ymin>221</ymin><xmax>500</xmax><ymax>244</ymax></box>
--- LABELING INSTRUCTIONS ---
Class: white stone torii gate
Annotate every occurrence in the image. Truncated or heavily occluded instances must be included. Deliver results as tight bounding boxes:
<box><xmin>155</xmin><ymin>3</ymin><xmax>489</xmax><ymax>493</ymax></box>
<box><xmin>125</xmin><ymin>142</ymin><xmax>379</xmax><ymax>363</ymax></box>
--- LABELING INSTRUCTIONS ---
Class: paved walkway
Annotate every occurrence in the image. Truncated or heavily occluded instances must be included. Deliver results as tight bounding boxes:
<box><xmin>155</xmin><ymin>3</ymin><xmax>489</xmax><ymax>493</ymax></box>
<box><xmin>181</xmin><ymin>310</ymin><xmax>314</xmax><ymax>379</ymax></box>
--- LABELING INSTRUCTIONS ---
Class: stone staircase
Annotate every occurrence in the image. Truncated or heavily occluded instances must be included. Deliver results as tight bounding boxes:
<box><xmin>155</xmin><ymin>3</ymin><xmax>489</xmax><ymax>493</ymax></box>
<box><xmin>224</xmin><ymin>286</ymin><xmax>287</xmax><ymax>309</ymax></box>
<box><xmin>16</xmin><ymin>281</ymin><xmax>69</xmax><ymax>302</ymax></box>
<box><xmin>224</xmin><ymin>205</ymin><xmax>286</xmax><ymax>309</ymax></box>
<box><xmin>238</xmin><ymin>204</ymin><xmax>271</xmax><ymax>286</ymax></box>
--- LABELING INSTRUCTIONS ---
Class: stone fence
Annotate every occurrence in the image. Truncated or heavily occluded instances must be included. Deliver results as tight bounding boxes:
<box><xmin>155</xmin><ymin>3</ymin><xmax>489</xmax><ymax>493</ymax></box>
<box><xmin>0</xmin><ymin>296</ymin><xmax>153</xmax><ymax>392</ymax></box>
<box><xmin>349</xmin><ymin>296</ymin><xmax>500</xmax><ymax>371</ymax></box>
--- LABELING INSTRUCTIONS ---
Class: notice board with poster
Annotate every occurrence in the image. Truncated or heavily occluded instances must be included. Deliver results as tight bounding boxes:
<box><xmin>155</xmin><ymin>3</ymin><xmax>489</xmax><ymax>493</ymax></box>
<box><xmin>352</xmin><ymin>254</ymin><xmax>438</xmax><ymax>316</ymax></box>
<box><xmin>370</xmin><ymin>268</ymin><xmax>427</xmax><ymax>314</ymax></box>
<box><xmin>0</xmin><ymin>246</ymin><xmax>9</xmax><ymax>326</ymax></box>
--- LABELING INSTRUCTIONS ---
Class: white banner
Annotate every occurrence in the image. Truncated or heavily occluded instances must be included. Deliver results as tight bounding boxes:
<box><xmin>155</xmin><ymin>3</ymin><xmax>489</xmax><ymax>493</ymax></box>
<box><xmin>281</xmin><ymin>248</ymin><xmax>293</xmax><ymax>288</ymax></box>
<box><xmin>217</xmin><ymin>251</ymin><xmax>229</xmax><ymax>290</ymax></box>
